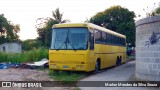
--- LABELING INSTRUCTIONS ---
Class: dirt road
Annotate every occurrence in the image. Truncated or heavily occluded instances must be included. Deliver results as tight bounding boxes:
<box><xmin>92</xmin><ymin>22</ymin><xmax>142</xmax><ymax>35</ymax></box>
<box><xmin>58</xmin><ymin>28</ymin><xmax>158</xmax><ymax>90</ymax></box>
<box><xmin>0</xmin><ymin>69</ymin><xmax>51</xmax><ymax>81</ymax></box>
<box><xmin>0</xmin><ymin>69</ymin><xmax>75</xmax><ymax>90</ymax></box>
<box><xmin>78</xmin><ymin>61</ymin><xmax>159</xmax><ymax>90</ymax></box>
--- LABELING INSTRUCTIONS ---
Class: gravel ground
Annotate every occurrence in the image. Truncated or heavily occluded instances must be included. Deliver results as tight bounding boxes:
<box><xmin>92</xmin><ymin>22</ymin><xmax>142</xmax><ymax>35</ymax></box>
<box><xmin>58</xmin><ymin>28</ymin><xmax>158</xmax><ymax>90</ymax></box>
<box><xmin>0</xmin><ymin>69</ymin><xmax>51</xmax><ymax>81</ymax></box>
<box><xmin>0</xmin><ymin>68</ymin><xmax>76</xmax><ymax>90</ymax></box>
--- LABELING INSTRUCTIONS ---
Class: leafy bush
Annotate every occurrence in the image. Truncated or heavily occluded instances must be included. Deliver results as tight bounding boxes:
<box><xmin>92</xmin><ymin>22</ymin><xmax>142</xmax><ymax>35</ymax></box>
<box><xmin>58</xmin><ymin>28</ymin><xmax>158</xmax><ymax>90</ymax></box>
<box><xmin>22</xmin><ymin>39</ymin><xmax>44</xmax><ymax>51</ymax></box>
<box><xmin>0</xmin><ymin>48</ymin><xmax>48</xmax><ymax>63</ymax></box>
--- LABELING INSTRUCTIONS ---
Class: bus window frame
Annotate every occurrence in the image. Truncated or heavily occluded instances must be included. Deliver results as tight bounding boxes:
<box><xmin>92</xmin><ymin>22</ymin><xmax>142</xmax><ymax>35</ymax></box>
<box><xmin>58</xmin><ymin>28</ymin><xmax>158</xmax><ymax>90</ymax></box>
<box><xmin>50</xmin><ymin>27</ymin><xmax>89</xmax><ymax>50</ymax></box>
<box><xmin>89</xmin><ymin>28</ymin><xmax>94</xmax><ymax>50</ymax></box>
<box><xmin>94</xmin><ymin>29</ymin><xmax>126</xmax><ymax>47</ymax></box>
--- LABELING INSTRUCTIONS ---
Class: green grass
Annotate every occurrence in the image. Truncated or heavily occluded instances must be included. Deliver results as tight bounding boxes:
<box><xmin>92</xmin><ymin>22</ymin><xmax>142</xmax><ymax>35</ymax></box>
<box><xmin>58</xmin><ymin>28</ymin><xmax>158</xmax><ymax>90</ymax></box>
<box><xmin>0</xmin><ymin>48</ymin><xmax>48</xmax><ymax>63</ymax></box>
<box><xmin>48</xmin><ymin>70</ymin><xmax>86</xmax><ymax>85</ymax></box>
<box><xmin>74</xmin><ymin>87</ymin><xmax>81</xmax><ymax>90</ymax></box>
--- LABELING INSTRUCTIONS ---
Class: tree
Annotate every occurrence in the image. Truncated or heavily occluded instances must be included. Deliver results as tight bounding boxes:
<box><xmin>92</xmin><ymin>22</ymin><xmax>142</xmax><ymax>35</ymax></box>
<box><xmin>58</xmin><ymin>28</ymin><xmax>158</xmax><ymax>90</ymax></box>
<box><xmin>22</xmin><ymin>39</ymin><xmax>43</xmax><ymax>51</ymax></box>
<box><xmin>36</xmin><ymin>18</ymin><xmax>59</xmax><ymax>47</ymax></box>
<box><xmin>0</xmin><ymin>14</ymin><xmax>20</xmax><ymax>44</ymax></box>
<box><xmin>155</xmin><ymin>3</ymin><xmax>160</xmax><ymax>15</ymax></box>
<box><xmin>36</xmin><ymin>8</ymin><xmax>70</xmax><ymax>47</ymax></box>
<box><xmin>52</xmin><ymin>8</ymin><xmax>70</xmax><ymax>23</ymax></box>
<box><xmin>156</xmin><ymin>7</ymin><xmax>160</xmax><ymax>14</ymax></box>
<box><xmin>143</xmin><ymin>3</ymin><xmax>160</xmax><ymax>17</ymax></box>
<box><xmin>90</xmin><ymin>6</ymin><xmax>136</xmax><ymax>46</ymax></box>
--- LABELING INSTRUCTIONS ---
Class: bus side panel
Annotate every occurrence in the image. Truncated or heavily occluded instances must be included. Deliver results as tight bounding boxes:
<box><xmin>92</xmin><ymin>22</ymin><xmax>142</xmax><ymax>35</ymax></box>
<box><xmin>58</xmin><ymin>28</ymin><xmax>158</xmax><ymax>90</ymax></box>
<box><xmin>87</xmin><ymin>50</ymin><xmax>97</xmax><ymax>72</ymax></box>
<box><xmin>94</xmin><ymin>44</ymin><xmax>126</xmax><ymax>69</ymax></box>
<box><xmin>94</xmin><ymin>44</ymin><xmax>112</xmax><ymax>69</ymax></box>
<box><xmin>122</xmin><ymin>47</ymin><xmax>126</xmax><ymax>63</ymax></box>
<box><xmin>112</xmin><ymin>45</ymin><xmax>126</xmax><ymax>65</ymax></box>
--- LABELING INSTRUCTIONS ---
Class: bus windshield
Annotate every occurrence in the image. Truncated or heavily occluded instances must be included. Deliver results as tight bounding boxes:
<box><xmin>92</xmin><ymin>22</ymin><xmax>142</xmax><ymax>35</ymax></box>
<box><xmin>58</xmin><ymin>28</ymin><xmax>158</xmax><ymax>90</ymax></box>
<box><xmin>51</xmin><ymin>27</ymin><xmax>88</xmax><ymax>50</ymax></box>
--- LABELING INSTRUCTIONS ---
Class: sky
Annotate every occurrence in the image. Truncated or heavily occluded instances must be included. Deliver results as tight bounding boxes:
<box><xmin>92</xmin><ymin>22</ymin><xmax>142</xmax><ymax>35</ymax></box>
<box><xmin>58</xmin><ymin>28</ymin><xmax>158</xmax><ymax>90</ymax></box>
<box><xmin>0</xmin><ymin>0</ymin><xmax>160</xmax><ymax>40</ymax></box>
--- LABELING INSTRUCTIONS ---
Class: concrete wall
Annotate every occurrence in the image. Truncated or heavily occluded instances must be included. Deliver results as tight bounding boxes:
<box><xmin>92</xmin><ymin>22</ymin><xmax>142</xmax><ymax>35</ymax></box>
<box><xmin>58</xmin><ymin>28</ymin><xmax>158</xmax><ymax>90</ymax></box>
<box><xmin>0</xmin><ymin>43</ymin><xmax>22</xmax><ymax>53</ymax></box>
<box><xmin>135</xmin><ymin>16</ymin><xmax>160</xmax><ymax>81</ymax></box>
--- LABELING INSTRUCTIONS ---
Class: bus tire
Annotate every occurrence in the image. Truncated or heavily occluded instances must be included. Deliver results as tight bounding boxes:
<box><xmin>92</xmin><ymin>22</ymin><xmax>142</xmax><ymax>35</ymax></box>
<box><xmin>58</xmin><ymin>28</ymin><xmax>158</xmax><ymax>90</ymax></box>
<box><xmin>116</xmin><ymin>57</ymin><xmax>121</xmax><ymax>66</ymax></box>
<box><xmin>95</xmin><ymin>60</ymin><xmax>100</xmax><ymax>73</ymax></box>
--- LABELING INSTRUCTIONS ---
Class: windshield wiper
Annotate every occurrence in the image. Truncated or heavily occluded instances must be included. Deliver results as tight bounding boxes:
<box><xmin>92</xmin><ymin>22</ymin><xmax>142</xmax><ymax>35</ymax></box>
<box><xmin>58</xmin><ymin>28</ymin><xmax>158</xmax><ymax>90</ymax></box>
<box><xmin>56</xmin><ymin>29</ymin><xmax>76</xmax><ymax>51</ymax></box>
<box><xmin>56</xmin><ymin>41</ymin><xmax>66</xmax><ymax>51</ymax></box>
<box><xmin>67</xmin><ymin>29</ymin><xmax>76</xmax><ymax>51</ymax></box>
<box><xmin>68</xmin><ymin>39</ymin><xmax>76</xmax><ymax>51</ymax></box>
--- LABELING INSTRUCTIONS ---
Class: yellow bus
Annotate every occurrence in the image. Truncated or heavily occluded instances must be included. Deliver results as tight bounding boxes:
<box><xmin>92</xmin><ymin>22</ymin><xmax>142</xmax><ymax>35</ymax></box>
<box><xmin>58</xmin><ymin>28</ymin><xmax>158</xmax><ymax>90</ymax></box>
<box><xmin>49</xmin><ymin>23</ymin><xmax>126</xmax><ymax>72</ymax></box>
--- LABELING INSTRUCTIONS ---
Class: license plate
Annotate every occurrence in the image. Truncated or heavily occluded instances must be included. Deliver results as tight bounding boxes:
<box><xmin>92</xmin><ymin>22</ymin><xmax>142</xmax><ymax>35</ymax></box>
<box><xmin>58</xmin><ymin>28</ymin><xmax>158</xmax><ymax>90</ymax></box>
<box><xmin>63</xmin><ymin>66</ymin><xmax>69</xmax><ymax>68</ymax></box>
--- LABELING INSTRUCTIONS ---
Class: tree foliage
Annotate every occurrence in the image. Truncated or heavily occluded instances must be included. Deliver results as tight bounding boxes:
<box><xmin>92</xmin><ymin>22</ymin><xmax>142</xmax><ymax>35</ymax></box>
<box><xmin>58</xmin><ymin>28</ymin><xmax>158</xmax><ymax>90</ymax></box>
<box><xmin>22</xmin><ymin>39</ymin><xmax>43</xmax><ymax>51</ymax></box>
<box><xmin>143</xmin><ymin>3</ymin><xmax>160</xmax><ymax>17</ymax></box>
<box><xmin>36</xmin><ymin>8</ymin><xmax>69</xmax><ymax>47</ymax></box>
<box><xmin>52</xmin><ymin>8</ymin><xmax>70</xmax><ymax>23</ymax></box>
<box><xmin>52</xmin><ymin>8</ymin><xmax>63</xmax><ymax>23</ymax></box>
<box><xmin>36</xmin><ymin>18</ymin><xmax>58</xmax><ymax>47</ymax></box>
<box><xmin>155</xmin><ymin>5</ymin><xmax>160</xmax><ymax>15</ymax></box>
<box><xmin>90</xmin><ymin>6</ymin><xmax>136</xmax><ymax>46</ymax></box>
<box><xmin>0</xmin><ymin>14</ymin><xmax>20</xmax><ymax>44</ymax></box>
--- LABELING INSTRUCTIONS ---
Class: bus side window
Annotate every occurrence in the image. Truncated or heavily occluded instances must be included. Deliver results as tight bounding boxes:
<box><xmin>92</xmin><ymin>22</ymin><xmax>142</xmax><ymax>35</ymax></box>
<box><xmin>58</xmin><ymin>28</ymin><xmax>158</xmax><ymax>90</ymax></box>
<box><xmin>89</xmin><ymin>30</ymin><xmax>94</xmax><ymax>50</ymax></box>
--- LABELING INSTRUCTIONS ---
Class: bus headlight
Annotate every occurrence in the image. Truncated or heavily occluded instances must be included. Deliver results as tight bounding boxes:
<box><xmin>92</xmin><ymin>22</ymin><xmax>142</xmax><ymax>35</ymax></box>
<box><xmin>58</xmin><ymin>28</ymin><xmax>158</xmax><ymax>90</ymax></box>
<box><xmin>51</xmin><ymin>64</ymin><xmax>57</xmax><ymax>68</ymax></box>
<box><xmin>76</xmin><ymin>65</ymin><xmax>80</xmax><ymax>69</ymax></box>
<box><xmin>76</xmin><ymin>65</ymin><xmax>84</xmax><ymax>69</ymax></box>
<box><xmin>57</xmin><ymin>66</ymin><xmax>60</xmax><ymax>69</ymax></box>
<box><xmin>80</xmin><ymin>65</ymin><xmax>84</xmax><ymax>69</ymax></box>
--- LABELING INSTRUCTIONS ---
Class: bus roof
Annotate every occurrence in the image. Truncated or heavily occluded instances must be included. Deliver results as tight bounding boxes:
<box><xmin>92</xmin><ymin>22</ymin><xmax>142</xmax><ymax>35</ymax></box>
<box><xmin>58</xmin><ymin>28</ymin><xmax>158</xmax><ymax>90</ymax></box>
<box><xmin>53</xmin><ymin>23</ymin><xmax>126</xmax><ymax>38</ymax></box>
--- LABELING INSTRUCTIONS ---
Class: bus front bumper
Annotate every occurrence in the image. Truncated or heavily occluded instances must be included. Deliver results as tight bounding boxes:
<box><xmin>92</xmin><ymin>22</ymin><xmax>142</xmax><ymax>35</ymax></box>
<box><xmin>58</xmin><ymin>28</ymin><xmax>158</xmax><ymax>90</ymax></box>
<box><xmin>49</xmin><ymin>63</ymin><xmax>89</xmax><ymax>72</ymax></box>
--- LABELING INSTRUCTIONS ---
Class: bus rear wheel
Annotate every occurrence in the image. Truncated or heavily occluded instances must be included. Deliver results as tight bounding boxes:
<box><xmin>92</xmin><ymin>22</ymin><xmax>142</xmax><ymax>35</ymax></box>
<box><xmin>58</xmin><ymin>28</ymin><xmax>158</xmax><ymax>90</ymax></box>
<box><xmin>116</xmin><ymin>57</ymin><xmax>121</xmax><ymax>66</ymax></box>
